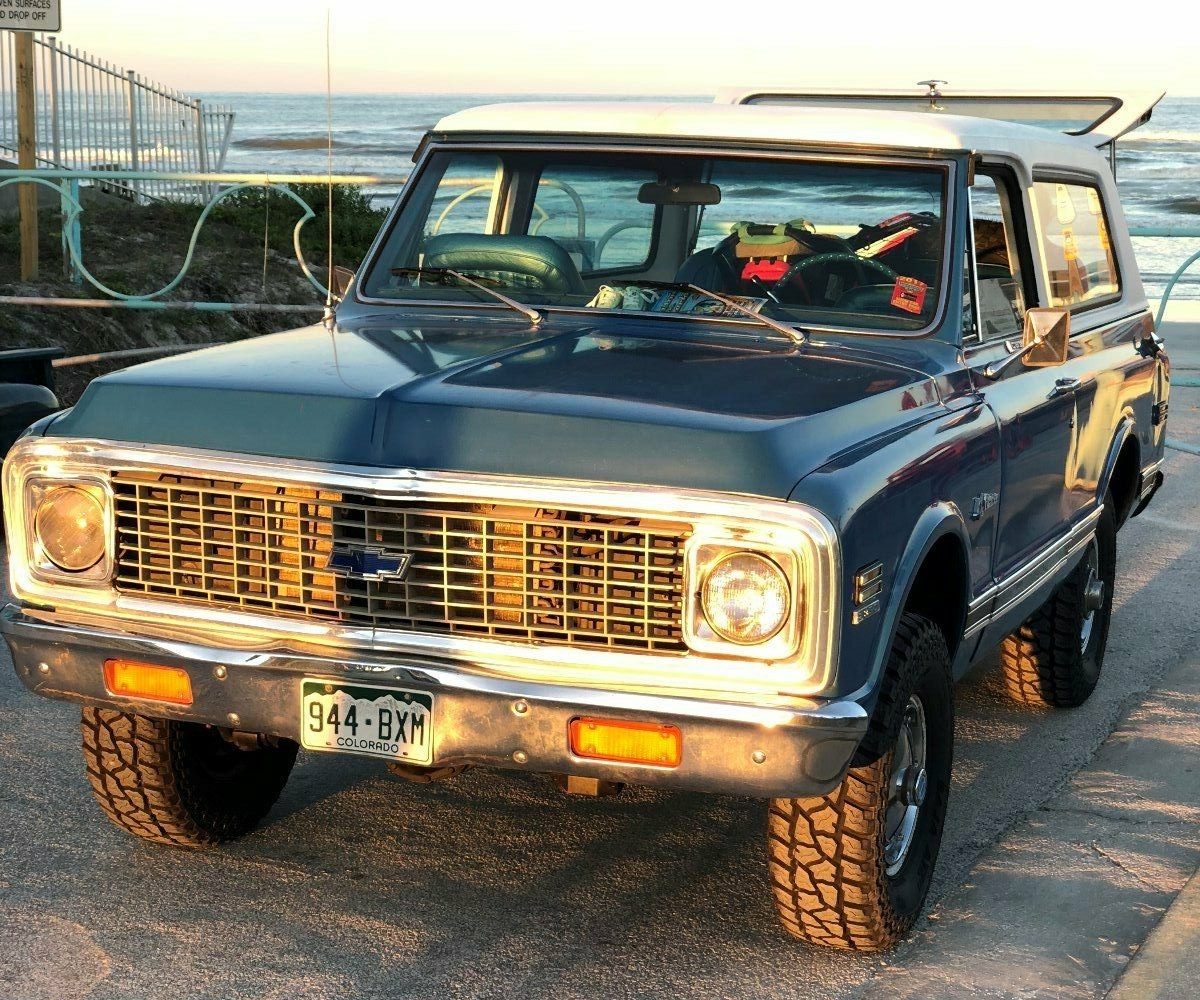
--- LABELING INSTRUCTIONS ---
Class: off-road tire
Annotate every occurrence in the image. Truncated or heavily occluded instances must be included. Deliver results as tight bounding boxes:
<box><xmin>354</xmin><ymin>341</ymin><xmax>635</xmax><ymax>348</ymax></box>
<box><xmin>81</xmin><ymin>708</ymin><xmax>298</xmax><ymax>847</ymax></box>
<box><xmin>1000</xmin><ymin>496</ymin><xmax>1117</xmax><ymax>708</ymax></box>
<box><xmin>768</xmin><ymin>613</ymin><xmax>954</xmax><ymax>951</ymax></box>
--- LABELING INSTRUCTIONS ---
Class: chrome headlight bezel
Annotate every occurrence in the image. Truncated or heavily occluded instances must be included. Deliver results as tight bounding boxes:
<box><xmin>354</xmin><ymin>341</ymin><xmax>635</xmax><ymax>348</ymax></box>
<box><xmin>689</xmin><ymin>545</ymin><xmax>799</xmax><ymax>655</ymax></box>
<box><xmin>4</xmin><ymin>450</ymin><xmax>115</xmax><ymax>593</ymax></box>
<box><xmin>30</xmin><ymin>481</ymin><xmax>112</xmax><ymax>577</ymax></box>
<box><xmin>682</xmin><ymin>507</ymin><xmax>839</xmax><ymax>691</ymax></box>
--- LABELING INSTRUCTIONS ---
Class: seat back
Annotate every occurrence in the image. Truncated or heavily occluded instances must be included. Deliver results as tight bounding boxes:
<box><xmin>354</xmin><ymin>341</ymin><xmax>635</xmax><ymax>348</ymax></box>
<box><xmin>423</xmin><ymin>234</ymin><xmax>586</xmax><ymax>295</ymax></box>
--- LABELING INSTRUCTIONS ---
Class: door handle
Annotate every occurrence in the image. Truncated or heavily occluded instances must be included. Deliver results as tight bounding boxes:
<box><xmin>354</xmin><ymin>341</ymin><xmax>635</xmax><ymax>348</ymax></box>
<box><xmin>1050</xmin><ymin>376</ymin><xmax>1081</xmax><ymax>397</ymax></box>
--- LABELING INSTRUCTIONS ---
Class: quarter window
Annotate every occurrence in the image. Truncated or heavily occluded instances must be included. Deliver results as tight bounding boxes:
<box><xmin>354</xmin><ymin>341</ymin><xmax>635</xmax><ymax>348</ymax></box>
<box><xmin>1033</xmin><ymin>180</ymin><xmax>1120</xmax><ymax>309</ymax></box>
<box><xmin>969</xmin><ymin>173</ymin><xmax>1028</xmax><ymax>341</ymax></box>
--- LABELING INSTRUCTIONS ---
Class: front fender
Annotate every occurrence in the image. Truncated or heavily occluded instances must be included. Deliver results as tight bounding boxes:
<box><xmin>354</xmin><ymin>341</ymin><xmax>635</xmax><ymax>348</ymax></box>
<box><xmin>868</xmin><ymin>504</ymin><xmax>974</xmax><ymax>689</ymax></box>
<box><xmin>832</xmin><ymin>504</ymin><xmax>973</xmax><ymax>720</ymax></box>
<box><xmin>790</xmin><ymin>397</ymin><xmax>1001</xmax><ymax>708</ymax></box>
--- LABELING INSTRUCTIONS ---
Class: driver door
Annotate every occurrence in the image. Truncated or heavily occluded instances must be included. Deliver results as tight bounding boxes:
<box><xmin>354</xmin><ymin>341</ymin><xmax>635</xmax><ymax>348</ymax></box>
<box><xmin>964</xmin><ymin>169</ymin><xmax>1078</xmax><ymax>580</ymax></box>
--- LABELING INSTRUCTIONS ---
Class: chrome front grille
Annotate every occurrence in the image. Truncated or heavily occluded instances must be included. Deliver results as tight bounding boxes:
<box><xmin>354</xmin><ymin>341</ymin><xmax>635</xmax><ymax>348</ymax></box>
<box><xmin>112</xmin><ymin>471</ymin><xmax>690</xmax><ymax>652</ymax></box>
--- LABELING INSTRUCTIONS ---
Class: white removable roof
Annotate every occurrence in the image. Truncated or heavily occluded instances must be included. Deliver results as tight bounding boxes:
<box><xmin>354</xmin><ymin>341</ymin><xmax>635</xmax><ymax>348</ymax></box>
<box><xmin>432</xmin><ymin>101</ymin><xmax>1119</xmax><ymax>176</ymax></box>
<box><xmin>715</xmin><ymin>87</ymin><xmax>1165</xmax><ymax>146</ymax></box>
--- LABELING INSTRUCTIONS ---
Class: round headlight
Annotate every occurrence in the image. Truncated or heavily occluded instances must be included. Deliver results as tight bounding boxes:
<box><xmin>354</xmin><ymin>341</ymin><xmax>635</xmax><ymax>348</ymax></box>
<box><xmin>701</xmin><ymin>551</ymin><xmax>790</xmax><ymax>645</ymax></box>
<box><xmin>34</xmin><ymin>486</ymin><xmax>106</xmax><ymax>572</ymax></box>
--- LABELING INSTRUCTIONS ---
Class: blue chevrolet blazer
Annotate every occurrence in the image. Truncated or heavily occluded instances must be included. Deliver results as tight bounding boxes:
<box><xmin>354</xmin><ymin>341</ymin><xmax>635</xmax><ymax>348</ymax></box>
<box><xmin>1</xmin><ymin>90</ymin><xmax>1170</xmax><ymax>950</ymax></box>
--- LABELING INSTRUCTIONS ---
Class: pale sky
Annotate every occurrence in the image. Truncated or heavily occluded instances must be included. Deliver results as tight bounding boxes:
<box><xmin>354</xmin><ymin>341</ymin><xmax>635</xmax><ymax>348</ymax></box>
<box><xmin>53</xmin><ymin>0</ymin><xmax>1198</xmax><ymax>95</ymax></box>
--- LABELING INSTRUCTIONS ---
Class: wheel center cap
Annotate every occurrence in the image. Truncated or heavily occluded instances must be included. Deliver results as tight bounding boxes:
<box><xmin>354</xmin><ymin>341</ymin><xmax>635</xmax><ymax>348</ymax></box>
<box><xmin>902</xmin><ymin>766</ymin><xmax>928</xmax><ymax>808</ymax></box>
<box><xmin>1084</xmin><ymin>579</ymin><xmax>1105</xmax><ymax>613</ymax></box>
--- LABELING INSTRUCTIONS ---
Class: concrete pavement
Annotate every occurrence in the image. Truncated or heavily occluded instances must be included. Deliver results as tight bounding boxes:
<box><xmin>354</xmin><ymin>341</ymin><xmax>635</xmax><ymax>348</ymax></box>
<box><xmin>1109</xmin><ymin>869</ymin><xmax>1200</xmax><ymax>999</ymax></box>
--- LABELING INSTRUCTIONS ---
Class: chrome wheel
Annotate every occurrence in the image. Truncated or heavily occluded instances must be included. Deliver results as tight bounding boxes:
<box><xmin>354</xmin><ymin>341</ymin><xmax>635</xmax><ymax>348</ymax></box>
<box><xmin>1080</xmin><ymin>537</ymin><xmax>1105</xmax><ymax>654</ymax></box>
<box><xmin>884</xmin><ymin>695</ymin><xmax>927</xmax><ymax>877</ymax></box>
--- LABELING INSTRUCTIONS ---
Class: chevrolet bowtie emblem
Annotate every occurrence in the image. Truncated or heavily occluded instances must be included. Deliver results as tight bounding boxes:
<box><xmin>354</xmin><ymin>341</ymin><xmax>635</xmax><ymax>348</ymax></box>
<box><xmin>324</xmin><ymin>546</ymin><xmax>413</xmax><ymax>581</ymax></box>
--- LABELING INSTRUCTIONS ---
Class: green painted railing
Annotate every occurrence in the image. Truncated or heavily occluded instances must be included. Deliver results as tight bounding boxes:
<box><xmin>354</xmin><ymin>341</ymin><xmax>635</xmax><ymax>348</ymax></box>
<box><xmin>0</xmin><ymin>167</ymin><xmax>407</xmax><ymax>312</ymax></box>
<box><xmin>1128</xmin><ymin>226</ymin><xmax>1200</xmax><ymax>328</ymax></box>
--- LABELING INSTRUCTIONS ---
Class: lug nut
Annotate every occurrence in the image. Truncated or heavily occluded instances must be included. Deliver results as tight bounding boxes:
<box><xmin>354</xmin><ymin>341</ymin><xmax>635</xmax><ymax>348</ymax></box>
<box><xmin>512</xmin><ymin>750</ymin><xmax>529</xmax><ymax>764</ymax></box>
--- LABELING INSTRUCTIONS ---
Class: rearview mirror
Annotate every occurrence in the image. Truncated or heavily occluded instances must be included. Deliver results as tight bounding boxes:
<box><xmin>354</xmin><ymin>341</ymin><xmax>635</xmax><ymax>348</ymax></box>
<box><xmin>1021</xmin><ymin>307</ymin><xmax>1071</xmax><ymax>367</ymax></box>
<box><xmin>638</xmin><ymin>181</ymin><xmax>722</xmax><ymax>206</ymax></box>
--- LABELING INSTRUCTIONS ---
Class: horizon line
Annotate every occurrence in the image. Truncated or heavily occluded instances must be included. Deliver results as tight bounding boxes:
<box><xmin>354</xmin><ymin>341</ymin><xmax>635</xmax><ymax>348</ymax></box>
<box><xmin>191</xmin><ymin>88</ymin><xmax>1200</xmax><ymax>99</ymax></box>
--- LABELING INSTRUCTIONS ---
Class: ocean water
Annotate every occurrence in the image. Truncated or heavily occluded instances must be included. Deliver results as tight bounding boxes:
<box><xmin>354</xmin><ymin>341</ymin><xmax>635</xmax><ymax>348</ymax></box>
<box><xmin>203</xmin><ymin>91</ymin><xmax>1200</xmax><ymax>301</ymax></box>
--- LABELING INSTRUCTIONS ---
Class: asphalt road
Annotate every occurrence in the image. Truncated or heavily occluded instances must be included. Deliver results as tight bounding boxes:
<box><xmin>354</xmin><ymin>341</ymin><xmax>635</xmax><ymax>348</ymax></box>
<box><xmin>3</xmin><ymin>352</ymin><xmax>1200</xmax><ymax>1000</ymax></box>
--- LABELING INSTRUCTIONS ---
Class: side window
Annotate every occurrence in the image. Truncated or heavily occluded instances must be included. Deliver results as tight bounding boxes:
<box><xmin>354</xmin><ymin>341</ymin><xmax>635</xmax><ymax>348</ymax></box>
<box><xmin>530</xmin><ymin>164</ymin><xmax>656</xmax><ymax>273</ymax></box>
<box><xmin>969</xmin><ymin>173</ymin><xmax>1028</xmax><ymax>341</ymax></box>
<box><xmin>424</xmin><ymin>154</ymin><xmax>503</xmax><ymax>239</ymax></box>
<box><xmin>1032</xmin><ymin>180</ymin><xmax>1120</xmax><ymax>310</ymax></box>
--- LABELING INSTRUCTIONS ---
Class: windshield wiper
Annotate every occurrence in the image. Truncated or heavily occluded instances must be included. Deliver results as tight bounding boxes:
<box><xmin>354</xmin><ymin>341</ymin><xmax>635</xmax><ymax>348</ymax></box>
<box><xmin>636</xmin><ymin>280</ymin><xmax>805</xmax><ymax>345</ymax></box>
<box><xmin>391</xmin><ymin>266</ymin><xmax>543</xmax><ymax>326</ymax></box>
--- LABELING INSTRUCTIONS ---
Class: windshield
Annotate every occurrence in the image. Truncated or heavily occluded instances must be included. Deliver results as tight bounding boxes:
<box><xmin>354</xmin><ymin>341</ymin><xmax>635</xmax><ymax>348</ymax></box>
<box><xmin>360</xmin><ymin>147</ymin><xmax>950</xmax><ymax>333</ymax></box>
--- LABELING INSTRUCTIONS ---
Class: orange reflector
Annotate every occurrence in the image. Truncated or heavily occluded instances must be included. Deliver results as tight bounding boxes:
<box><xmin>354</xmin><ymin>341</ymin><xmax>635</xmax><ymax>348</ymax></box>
<box><xmin>568</xmin><ymin>717</ymin><xmax>682</xmax><ymax>768</ymax></box>
<box><xmin>103</xmin><ymin>659</ymin><xmax>193</xmax><ymax>706</ymax></box>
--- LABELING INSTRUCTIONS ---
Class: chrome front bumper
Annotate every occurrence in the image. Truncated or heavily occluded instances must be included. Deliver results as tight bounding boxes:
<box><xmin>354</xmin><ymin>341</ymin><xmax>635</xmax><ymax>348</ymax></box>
<box><xmin>1</xmin><ymin>604</ymin><xmax>868</xmax><ymax>797</ymax></box>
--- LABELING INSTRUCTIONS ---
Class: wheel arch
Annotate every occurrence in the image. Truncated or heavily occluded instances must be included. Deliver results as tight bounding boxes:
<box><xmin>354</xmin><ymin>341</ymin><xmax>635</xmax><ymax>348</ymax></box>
<box><xmin>1097</xmin><ymin>416</ymin><xmax>1140</xmax><ymax>528</ymax></box>
<box><xmin>860</xmin><ymin>503</ymin><xmax>972</xmax><ymax>701</ymax></box>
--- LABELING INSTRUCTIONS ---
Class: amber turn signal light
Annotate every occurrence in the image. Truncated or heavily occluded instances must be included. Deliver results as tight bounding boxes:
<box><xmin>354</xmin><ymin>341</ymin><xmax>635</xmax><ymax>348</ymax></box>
<box><xmin>568</xmin><ymin>717</ymin><xmax>682</xmax><ymax>768</ymax></box>
<box><xmin>103</xmin><ymin>659</ymin><xmax>194</xmax><ymax>706</ymax></box>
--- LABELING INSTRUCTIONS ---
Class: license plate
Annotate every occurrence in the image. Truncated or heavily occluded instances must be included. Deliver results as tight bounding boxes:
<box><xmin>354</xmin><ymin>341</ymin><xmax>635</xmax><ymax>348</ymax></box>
<box><xmin>300</xmin><ymin>679</ymin><xmax>434</xmax><ymax>764</ymax></box>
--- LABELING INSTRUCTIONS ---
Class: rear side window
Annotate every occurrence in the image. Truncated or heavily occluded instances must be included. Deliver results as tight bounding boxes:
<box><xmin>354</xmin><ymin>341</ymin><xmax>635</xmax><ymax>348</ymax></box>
<box><xmin>1032</xmin><ymin>180</ymin><xmax>1120</xmax><ymax>309</ymax></box>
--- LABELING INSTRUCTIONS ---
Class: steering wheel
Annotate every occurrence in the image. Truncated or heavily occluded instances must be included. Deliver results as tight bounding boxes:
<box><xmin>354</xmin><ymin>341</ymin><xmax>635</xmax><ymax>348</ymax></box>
<box><xmin>779</xmin><ymin>252</ymin><xmax>898</xmax><ymax>305</ymax></box>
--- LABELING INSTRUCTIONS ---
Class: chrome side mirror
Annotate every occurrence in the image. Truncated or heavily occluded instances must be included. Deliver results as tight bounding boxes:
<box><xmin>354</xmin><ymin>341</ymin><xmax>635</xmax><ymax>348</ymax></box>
<box><xmin>1021</xmin><ymin>307</ymin><xmax>1071</xmax><ymax>368</ymax></box>
<box><xmin>981</xmin><ymin>307</ymin><xmax>1070</xmax><ymax>379</ymax></box>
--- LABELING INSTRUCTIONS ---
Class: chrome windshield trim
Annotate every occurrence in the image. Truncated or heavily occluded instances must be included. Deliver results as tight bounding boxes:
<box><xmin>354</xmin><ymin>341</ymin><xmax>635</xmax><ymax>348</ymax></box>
<box><xmin>3</xmin><ymin>437</ymin><xmax>842</xmax><ymax>699</ymax></box>
<box><xmin>352</xmin><ymin>139</ymin><xmax>957</xmax><ymax>340</ymax></box>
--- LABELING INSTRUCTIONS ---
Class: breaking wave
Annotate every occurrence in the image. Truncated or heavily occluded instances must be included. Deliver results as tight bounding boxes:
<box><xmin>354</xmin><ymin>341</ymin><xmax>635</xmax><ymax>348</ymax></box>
<box><xmin>234</xmin><ymin>136</ymin><xmax>349</xmax><ymax>150</ymax></box>
<box><xmin>233</xmin><ymin>135</ymin><xmax>411</xmax><ymax>156</ymax></box>
<box><xmin>1157</xmin><ymin>196</ymin><xmax>1200</xmax><ymax>216</ymax></box>
<box><xmin>1122</xmin><ymin>130</ymin><xmax>1200</xmax><ymax>145</ymax></box>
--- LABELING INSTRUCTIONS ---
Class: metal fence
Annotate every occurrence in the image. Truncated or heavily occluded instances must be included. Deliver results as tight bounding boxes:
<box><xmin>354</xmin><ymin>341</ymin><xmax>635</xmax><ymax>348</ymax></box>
<box><xmin>0</xmin><ymin>34</ymin><xmax>234</xmax><ymax>202</ymax></box>
<box><xmin>0</xmin><ymin>166</ymin><xmax>409</xmax><ymax>309</ymax></box>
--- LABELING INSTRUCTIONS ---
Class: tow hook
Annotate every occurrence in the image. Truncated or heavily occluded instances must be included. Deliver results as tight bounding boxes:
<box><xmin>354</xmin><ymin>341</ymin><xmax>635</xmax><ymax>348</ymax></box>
<box><xmin>219</xmin><ymin>729</ymin><xmax>283</xmax><ymax>751</ymax></box>
<box><xmin>387</xmin><ymin>761</ymin><xmax>472</xmax><ymax>783</ymax></box>
<box><xmin>552</xmin><ymin>775</ymin><xmax>625</xmax><ymax>797</ymax></box>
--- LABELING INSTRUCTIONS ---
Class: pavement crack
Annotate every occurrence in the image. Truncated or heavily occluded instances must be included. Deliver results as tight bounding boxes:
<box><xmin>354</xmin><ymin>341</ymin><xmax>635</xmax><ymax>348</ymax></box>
<box><xmin>1089</xmin><ymin>841</ymin><xmax>1172</xmax><ymax>894</ymax></box>
<box><xmin>1041</xmin><ymin>803</ymin><xmax>1192</xmax><ymax>827</ymax></box>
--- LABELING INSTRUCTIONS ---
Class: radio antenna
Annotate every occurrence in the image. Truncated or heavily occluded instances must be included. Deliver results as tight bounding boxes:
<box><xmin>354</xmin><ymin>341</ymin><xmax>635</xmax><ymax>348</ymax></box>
<box><xmin>323</xmin><ymin>8</ymin><xmax>336</xmax><ymax>324</ymax></box>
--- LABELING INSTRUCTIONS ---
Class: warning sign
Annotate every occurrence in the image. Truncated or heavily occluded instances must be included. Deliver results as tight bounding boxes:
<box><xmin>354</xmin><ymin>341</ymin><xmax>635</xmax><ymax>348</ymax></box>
<box><xmin>0</xmin><ymin>0</ymin><xmax>61</xmax><ymax>32</ymax></box>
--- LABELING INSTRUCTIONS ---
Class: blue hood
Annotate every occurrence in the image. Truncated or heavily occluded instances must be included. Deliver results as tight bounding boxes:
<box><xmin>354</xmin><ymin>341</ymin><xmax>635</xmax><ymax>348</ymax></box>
<box><xmin>48</xmin><ymin>311</ymin><xmax>942</xmax><ymax>499</ymax></box>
